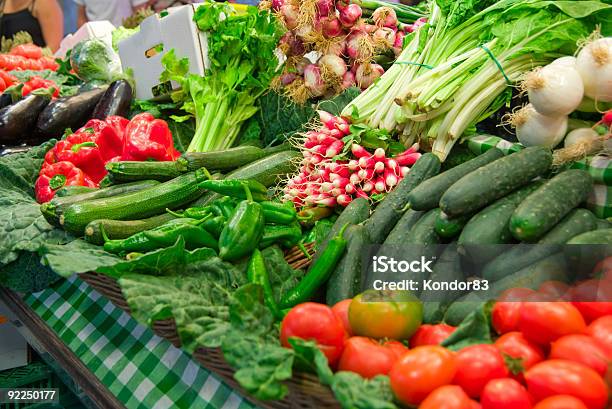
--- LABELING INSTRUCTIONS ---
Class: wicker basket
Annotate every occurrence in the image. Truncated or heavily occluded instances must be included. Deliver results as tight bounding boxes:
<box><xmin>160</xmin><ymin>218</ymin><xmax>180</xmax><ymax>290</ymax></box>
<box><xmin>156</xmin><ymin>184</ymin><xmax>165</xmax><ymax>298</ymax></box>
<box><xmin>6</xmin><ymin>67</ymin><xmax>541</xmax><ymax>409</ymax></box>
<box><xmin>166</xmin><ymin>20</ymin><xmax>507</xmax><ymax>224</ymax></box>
<box><xmin>80</xmin><ymin>242</ymin><xmax>341</xmax><ymax>409</ymax></box>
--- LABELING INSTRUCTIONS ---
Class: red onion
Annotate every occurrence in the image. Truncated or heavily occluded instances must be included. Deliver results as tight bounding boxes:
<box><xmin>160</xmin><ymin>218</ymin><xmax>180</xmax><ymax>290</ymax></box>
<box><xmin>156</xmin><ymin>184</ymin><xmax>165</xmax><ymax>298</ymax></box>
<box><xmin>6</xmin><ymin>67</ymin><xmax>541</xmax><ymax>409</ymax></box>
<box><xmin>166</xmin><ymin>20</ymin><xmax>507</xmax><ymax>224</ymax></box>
<box><xmin>373</xmin><ymin>27</ymin><xmax>396</xmax><ymax>49</ymax></box>
<box><xmin>271</xmin><ymin>0</ymin><xmax>285</xmax><ymax>12</ymax></box>
<box><xmin>322</xmin><ymin>16</ymin><xmax>343</xmax><ymax>37</ymax></box>
<box><xmin>319</xmin><ymin>54</ymin><xmax>347</xmax><ymax>89</ymax></box>
<box><xmin>339</xmin><ymin>3</ymin><xmax>362</xmax><ymax>28</ymax></box>
<box><xmin>294</xmin><ymin>57</ymin><xmax>310</xmax><ymax>75</ymax></box>
<box><xmin>372</xmin><ymin>7</ymin><xmax>397</xmax><ymax>28</ymax></box>
<box><xmin>346</xmin><ymin>31</ymin><xmax>374</xmax><ymax>61</ymax></box>
<box><xmin>280</xmin><ymin>5</ymin><xmax>299</xmax><ymax>30</ymax></box>
<box><xmin>355</xmin><ymin>63</ymin><xmax>384</xmax><ymax>89</ymax></box>
<box><xmin>342</xmin><ymin>71</ymin><xmax>356</xmax><ymax>89</ymax></box>
<box><xmin>304</xmin><ymin>64</ymin><xmax>326</xmax><ymax>97</ymax></box>
<box><xmin>393</xmin><ymin>31</ymin><xmax>405</xmax><ymax>49</ymax></box>
<box><xmin>279</xmin><ymin>72</ymin><xmax>298</xmax><ymax>86</ymax></box>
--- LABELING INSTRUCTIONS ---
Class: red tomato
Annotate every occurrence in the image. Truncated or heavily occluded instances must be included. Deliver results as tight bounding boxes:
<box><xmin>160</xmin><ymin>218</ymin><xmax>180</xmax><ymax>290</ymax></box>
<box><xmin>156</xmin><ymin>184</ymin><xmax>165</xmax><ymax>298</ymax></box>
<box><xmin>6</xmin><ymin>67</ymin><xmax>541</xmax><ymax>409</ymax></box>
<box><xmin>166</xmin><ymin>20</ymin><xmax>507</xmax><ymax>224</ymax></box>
<box><xmin>337</xmin><ymin>337</ymin><xmax>399</xmax><ymax>378</ymax></box>
<box><xmin>468</xmin><ymin>400</ymin><xmax>482</xmax><ymax>409</ymax></box>
<box><xmin>409</xmin><ymin>324</ymin><xmax>456</xmax><ymax>348</ymax></box>
<box><xmin>332</xmin><ymin>299</ymin><xmax>352</xmax><ymax>336</ymax></box>
<box><xmin>10</xmin><ymin>44</ymin><xmax>43</xmax><ymax>59</ymax></box>
<box><xmin>452</xmin><ymin>344</ymin><xmax>509</xmax><ymax>398</ymax></box>
<box><xmin>383</xmin><ymin>340</ymin><xmax>409</xmax><ymax>359</ymax></box>
<box><xmin>419</xmin><ymin>385</ymin><xmax>471</xmax><ymax>409</ymax></box>
<box><xmin>389</xmin><ymin>345</ymin><xmax>457</xmax><ymax>405</ymax></box>
<box><xmin>550</xmin><ymin>334</ymin><xmax>611</xmax><ymax>377</ymax></box>
<box><xmin>570</xmin><ymin>279</ymin><xmax>612</xmax><ymax>323</ymax></box>
<box><xmin>349</xmin><ymin>290</ymin><xmax>423</xmax><ymax>340</ymax></box>
<box><xmin>25</xmin><ymin>58</ymin><xmax>43</xmax><ymax>71</ymax></box>
<box><xmin>519</xmin><ymin>302</ymin><xmax>586</xmax><ymax>345</ymax></box>
<box><xmin>525</xmin><ymin>359</ymin><xmax>609</xmax><ymax>409</ymax></box>
<box><xmin>492</xmin><ymin>302</ymin><xmax>522</xmax><ymax>334</ymax></box>
<box><xmin>538</xmin><ymin>281</ymin><xmax>570</xmax><ymax>300</ymax></box>
<box><xmin>494</xmin><ymin>332</ymin><xmax>544</xmax><ymax>381</ymax></box>
<box><xmin>481</xmin><ymin>378</ymin><xmax>533</xmax><ymax>409</ymax></box>
<box><xmin>533</xmin><ymin>395</ymin><xmax>589</xmax><ymax>409</ymax></box>
<box><xmin>280</xmin><ymin>303</ymin><xmax>347</xmax><ymax>366</ymax></box>
<box><xmin>585</xmin><ymin>316</ymin><xmax>612</xmax><ymax>356</ymax></box>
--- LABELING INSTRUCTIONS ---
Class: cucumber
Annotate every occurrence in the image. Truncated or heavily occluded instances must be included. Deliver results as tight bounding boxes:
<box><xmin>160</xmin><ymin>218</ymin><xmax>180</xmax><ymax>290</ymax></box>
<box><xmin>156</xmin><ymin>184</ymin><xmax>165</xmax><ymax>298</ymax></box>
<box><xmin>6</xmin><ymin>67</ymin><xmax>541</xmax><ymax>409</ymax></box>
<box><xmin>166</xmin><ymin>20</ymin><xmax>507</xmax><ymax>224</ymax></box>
<box><xmin>458</xmin><ymin>182</ymin><xmax>543</xmax><ymax>264</ymax></box>
<box><xmin>365</xmin><ymin>153</ymin><xmax>441</xmax><ymax>243</ymax></box>
<box><xmin>54</xmin><ymin>186</ymin><xmax>98</xmax><ymax>197</ymax></box>
<box><xmin>440</xmin><ymin>147</ymin><xmax>553</xmax><ymax>217</ymax></box>
<box><xmin>313</xmin><ymin>198</ymin><xmax>369</xmax><ymax>265</ymax></box>
<box><xmin>407</xmin><ymin>208</ymin><xmax>441</xmax><ymax>245</ymax></box>
<box><xmin>435</xmin><ymin>212</ymin><xmax>471</xmax><ymax>239</ymax></box>
<box><xmin>421</xmin><ymin>243</ymin><xmax>466</xmax><ymax>324</ymax></box>
<box><xmin>407</xmin><ymin>148</ymin><xmax>503</xmax><ymax>211</ymax></box>
<box><xmin>57</xmin><ymin>169</ymin><xmax>210</xmax><ymax>235</ymax></box>
<box><xmin>597</xmin><ymin>219</ymin><xmax>612</xmax><ymax>230</ymax></box>
<box><xmin>383</xmin><ymin>210</ymin><xmax>424</xmax><ymax>245</ymax></box>
<box><xmin>326</xmin><ymin>224</ymin><xmax>370</xmax><ymax>305</ymax></box>
<box><xmin>181</xmin><ymin>145</ymin><xmax>268</xmax><ymax>172</ymax></box>
<box><xmin>510</xmin><ymin>170</ymin><xmax>593</xmax><ymax>242</ymax></box>
<box><xmin>565</xmin><ymin>228</ymin><xmax>612</xmax><ymax>274</ymax></box>
<box><xmin>482</xmin><ymin>209</ymin><xmax>599</xmax><ymax>282</ymax></box>
<box><xmin>105</xmin><ymin>161</ymin><xmax>184</xmax><ymax>183</ymax></box>
<box><xmin>84</xmin><ymin>213</ymin><xmax>176</xmax><ymax>245</ymax></box>
<box><xmin>444</xmin><ymin>253</ymin><xmax>568</xmax><ymax>325</ymax></box>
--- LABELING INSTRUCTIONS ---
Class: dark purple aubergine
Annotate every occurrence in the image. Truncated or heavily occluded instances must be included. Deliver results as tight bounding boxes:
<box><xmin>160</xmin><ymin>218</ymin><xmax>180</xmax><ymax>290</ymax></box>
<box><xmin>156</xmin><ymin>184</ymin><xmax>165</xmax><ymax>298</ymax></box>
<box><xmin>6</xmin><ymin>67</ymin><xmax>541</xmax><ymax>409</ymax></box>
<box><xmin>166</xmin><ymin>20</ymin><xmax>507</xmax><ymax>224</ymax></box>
<box><xmin>0</xmin><ymin>94</ymin><xmax>50</xmax><ymax>144</ymax></box>
<box><xmin>35</xmin><ymin>87</ymin><xmax>106</xmax><ymax>139</ymax></box>
<box><xmin>91</xmin><ymin>80</ymin><xmax>133</xmax><ymax>119</ymax></box>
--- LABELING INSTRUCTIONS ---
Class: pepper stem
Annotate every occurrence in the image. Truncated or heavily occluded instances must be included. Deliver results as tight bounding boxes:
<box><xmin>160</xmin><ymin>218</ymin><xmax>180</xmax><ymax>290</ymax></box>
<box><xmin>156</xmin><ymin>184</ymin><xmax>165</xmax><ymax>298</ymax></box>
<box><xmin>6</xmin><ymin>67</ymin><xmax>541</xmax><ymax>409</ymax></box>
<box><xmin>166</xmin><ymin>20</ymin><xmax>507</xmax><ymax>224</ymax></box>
<box><xmin>298</xmin><ymin>242</ymin><xmax>312</xmax><ymax>259</ymax></box>
<box><xmin>242</xmin><ymin>182</ymin><xmax>253</xmax><ymax>202</ymax></box>
<box><xmin>100</xmin><ymin>226</ymin><xmax>110</xmax><ymax>243</ymax></box>
<box><xmin>166</xmin><ymin>208</ymin><xmax>184</xmax><ymax>218</ymax></box>
<box><xmin>336</xmin><ymin>223</ymin><xmax>350</xmax><ymax>240</ymax></box>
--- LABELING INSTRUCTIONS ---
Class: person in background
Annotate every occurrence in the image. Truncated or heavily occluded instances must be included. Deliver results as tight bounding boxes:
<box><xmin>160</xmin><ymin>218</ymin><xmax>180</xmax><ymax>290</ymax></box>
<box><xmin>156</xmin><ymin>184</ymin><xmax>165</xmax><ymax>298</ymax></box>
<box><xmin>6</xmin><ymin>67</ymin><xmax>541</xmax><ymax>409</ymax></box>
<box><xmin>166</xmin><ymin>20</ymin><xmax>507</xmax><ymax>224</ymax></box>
<box><xmin>59</xmin><ymin>0</ymin><xmax>77</xmax><ymax>35</ymax></box>
<box><xmin>0</xmin><ymin>0</ymin><xmax>63</xmax><ymax>51</ymax></box>
<box><xmin>74</xmin><ymin>0</ymin><xmax>150</xmax><ymax>28</ymax></box>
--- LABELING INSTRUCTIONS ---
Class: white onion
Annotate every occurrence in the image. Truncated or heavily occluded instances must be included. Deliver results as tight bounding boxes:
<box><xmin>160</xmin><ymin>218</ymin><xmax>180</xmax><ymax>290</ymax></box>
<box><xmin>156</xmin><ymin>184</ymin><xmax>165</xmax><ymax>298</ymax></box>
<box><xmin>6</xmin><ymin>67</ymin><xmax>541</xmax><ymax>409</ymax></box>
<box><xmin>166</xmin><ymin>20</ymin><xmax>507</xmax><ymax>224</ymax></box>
<box><xmin>523</xmin><ymin>65</ymin><xmax>584</xmax><ymax>116</ymax></box>
<box><xmin>564</xmin><ymin>128</ymin><xmax>601</xmax><ymax>149</ymax></box>
<box><xmin>511</xmin><ymin>104</ymin><xmax>568</xmax><ymax>148</ymax></box>
<box><xmin>576</xmin><ymin>37</ymin><xmax>612</xmax><ymax>102</ymax></box>
<box><xmin>550</xmin><ymin>56</ymin><xmax>577</xmax><ymax>68</ymax></box>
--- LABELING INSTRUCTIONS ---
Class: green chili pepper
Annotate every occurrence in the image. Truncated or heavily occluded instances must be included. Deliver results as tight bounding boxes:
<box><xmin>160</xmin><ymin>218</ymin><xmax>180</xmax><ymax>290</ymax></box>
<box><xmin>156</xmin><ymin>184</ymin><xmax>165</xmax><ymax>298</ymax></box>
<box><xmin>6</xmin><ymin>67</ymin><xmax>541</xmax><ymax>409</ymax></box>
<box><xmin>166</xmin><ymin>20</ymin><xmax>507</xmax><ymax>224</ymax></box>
<box><xmin>180</xmin><ymin>205</ymin><xmax>214</xmax><ymax>220</ymax></box>
<box><xmin>279</xmin><ymin>224</ymin><xmax>349</xmax><ymax>309</ymax></box>
<box><xmin>218</xmin><ymin>186</ymin><xmax>264</xmax><ymax>261</ymax></box>
<box><xmin>261</xmin><ymin>201</ymin><xmax>297</xmax><ymax>225</ymax></box>
<box><xmin>104</xmin><ymin>218</ymin><xmax>218</xmax><ymax>254</ymax></box>
<box><xmin>200</xmin><ymin>179</ymin><xmax>268</xmax><ymax>202</ymax></box>
<box><xmin>259</xmin><ymin>222</ymin><xmax>302</xmax><ymax>249</ymax></box>
<box><xmin>214</xmin><ymin>196</ymin><xmax>238</xmax><ymax>219</ymax></box>
<box><xmin>201</xmin><ymin>215</ymin><xmax>225</xmax><ymax>239</ymax></box>
<box><xmin>247</xmin><ymin>249</ymin><xmax>282</xmax><ymax>319</ymax></box>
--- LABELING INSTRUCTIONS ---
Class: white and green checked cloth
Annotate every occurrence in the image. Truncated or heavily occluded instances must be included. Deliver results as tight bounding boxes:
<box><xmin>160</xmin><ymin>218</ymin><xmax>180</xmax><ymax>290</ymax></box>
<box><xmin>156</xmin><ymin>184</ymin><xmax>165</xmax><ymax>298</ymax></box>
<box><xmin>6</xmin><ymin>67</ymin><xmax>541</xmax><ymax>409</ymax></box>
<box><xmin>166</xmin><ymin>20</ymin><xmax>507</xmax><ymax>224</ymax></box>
<box><xmin>23</xmin><ymin>276</ymin><xmax>257</xmax><ymax>409</ymax></box>
<box><xmin>467</xmin><ymin>134</ymin><xmax>612</xmax><ymax>218</ymax></box>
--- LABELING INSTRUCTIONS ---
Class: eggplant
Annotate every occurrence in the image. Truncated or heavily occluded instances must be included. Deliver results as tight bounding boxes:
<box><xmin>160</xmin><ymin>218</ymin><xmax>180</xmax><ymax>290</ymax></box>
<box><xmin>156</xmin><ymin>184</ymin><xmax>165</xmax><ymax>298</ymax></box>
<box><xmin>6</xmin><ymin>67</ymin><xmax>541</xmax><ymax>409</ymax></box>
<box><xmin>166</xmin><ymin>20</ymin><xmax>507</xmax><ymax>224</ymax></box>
<box><xmin>35</xmin><ymin>87</ymin><xmax>107</xmax><ymax>139</ymax></box>
<box><xmin>91</xmin><ymin>80</ymin><xmax>133</xmax><ymax>119</ymax></box>
<box><xmin>0</xmin><ymin>93</ymin><xmax>14</xmax><ymax>109</ymax></box>
<box><xmin>0</xmin><ymin>94</ymin><xmax>51</xmax><ymax>144</ymax></box>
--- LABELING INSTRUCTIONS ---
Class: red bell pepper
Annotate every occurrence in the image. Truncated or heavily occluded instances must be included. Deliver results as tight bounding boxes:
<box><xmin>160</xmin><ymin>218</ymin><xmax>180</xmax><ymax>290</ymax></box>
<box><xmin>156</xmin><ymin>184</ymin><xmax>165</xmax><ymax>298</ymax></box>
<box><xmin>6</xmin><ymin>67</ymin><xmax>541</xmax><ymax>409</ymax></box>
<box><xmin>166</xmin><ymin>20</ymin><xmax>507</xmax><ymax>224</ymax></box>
<box><xmin>48</xmin><ymin>131</ymin><xmax>107</xmax><ymax>183</ymax></box>
<box><xmin>121</xmin><ymin>113</ymin><xmax>180</xmax><ymax>162</ymax></box>
<box><xmin>82</xmin><ymin>116</ymin><xmax>127</xmax><ymax>161</ymax></box>
<box><xmin>35</xmin><ymin>161</ymin><xmax>95</xmax><ymax>203</ymax></box>
<box><xmin>21</xmin><ymin>76</ymin><xmax>59</xmax><ymax>98</ymax></box>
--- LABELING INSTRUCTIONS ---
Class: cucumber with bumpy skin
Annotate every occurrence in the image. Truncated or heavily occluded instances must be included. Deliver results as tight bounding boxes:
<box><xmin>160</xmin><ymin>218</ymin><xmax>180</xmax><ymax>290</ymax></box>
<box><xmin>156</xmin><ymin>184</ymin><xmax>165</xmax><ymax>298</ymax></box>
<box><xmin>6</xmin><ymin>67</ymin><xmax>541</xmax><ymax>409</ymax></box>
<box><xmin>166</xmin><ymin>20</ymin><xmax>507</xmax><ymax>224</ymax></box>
<box><xmin>440</xmin><ymin>147</ymin><xmax>552</xmax><ymax>217</ymax></box>
<box><xmin>407</xmin><ymin>148</ymin><xmax>503</xmax><ymax>211</ymax></box>
<box><xmin>383</xmin><ymin>210</ymin><xmax>424</xmax><ymax>245</ymax></box>
<box><xmin>510</xmin><ymin>170</ymin><xmax>593</xmax><ymax>242</ymax></box>
<box><xmin>435</xmin><ymin>212</ymin><xmax>471</xmax><ymax>239</ymax></box>
<box><xmin>365</xmin><ymin>153</ymin><xmax>440</xmax><ymax>243</ymax></box>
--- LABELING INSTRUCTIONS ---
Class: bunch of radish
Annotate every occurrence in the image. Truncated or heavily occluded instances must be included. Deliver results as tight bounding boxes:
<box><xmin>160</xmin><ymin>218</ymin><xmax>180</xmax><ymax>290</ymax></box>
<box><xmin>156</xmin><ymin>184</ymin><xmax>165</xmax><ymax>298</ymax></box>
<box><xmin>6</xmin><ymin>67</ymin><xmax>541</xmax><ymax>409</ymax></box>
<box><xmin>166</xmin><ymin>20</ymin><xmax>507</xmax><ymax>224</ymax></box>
<box><xmin>282</xmin><ymin>110</ymin><xmax>421</xmax><ymax>208</ymax></box>
<box><xmin>265</xmin><ymin>0</ymin><xmax>427</xmax><ymax>103</ymax></box>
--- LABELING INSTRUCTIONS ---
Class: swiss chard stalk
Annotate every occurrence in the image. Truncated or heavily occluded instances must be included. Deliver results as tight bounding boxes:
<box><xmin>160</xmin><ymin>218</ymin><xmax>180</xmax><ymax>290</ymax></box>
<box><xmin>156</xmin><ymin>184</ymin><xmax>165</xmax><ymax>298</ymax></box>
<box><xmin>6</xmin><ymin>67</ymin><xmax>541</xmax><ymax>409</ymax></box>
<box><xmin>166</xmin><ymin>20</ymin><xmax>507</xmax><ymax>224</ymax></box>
<box><xmin>161</xmin><ymin>2</ymin><xmax>282</xmax><ymax>152</ymax></box>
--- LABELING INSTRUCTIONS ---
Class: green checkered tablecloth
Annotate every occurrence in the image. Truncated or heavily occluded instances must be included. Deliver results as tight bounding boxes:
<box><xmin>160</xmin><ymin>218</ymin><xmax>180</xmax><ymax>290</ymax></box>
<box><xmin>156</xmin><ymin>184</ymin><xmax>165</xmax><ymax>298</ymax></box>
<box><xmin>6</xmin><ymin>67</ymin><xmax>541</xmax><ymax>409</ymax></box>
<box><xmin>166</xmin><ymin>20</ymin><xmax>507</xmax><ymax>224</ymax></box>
<box><xmin>23</xmin><ymin>276</ymin><xmax>257</xmax><ymax>409</ymax></box>
<box><xmin>467</xmin><ymin>134</ymin><xmax>612</xmax><ymax>218</ymax></box>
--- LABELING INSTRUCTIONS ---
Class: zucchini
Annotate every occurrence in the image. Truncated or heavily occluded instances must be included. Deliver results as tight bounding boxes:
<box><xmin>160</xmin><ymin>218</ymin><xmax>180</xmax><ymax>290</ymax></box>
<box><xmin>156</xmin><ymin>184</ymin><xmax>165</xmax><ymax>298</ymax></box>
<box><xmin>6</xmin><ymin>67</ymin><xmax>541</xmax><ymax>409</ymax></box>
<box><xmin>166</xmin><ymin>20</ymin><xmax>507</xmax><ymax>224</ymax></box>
<box><xmin>383</xmin><ymin>210</ymin><xmax>424</xmax><ymax>245</ymax></box>
<box><xmin>482</xmin><ymin>209</ymin><xmax>599</xmax><ymax>282</ymax></box>
<box><xmin>407</xmin><ymin>148</ymin><xmax>503</xmax><ymax>211</ymax></box>
<box><xmin>365</xmin><ymin>153</ymin><xmax>441</xmax><ymax>243</ymax></box>
<box><xmin>57</xmin><ymin>169</ymin><xmax>210</xmax><ymax>235</ymax></box>
<box><xmin>105</xmin><ymin>161</ymin><xmax>184</xmax><ymax>183</ymax></box>
<box><xmin>597</xmin><ymin>219</ymin><xmax>612</xmax><ymax>230</ymax></box>
<box><xmin>510</xmin><ymin>170</ymin><xmax>593</xmax><ymax>242</ymax></box>
<box><xmin>181</xmin><ymin>145</ymin><xmax>268</xmax><ymax>172</ymax></box>
<box><xmin>444</xmin><ymin>253</ymin><xmax>568</xmax><ymax>326</ymax></box>
<box><xmin>440</xmin><ymin>147</ymin><xmax>553</xmax><ymax>217</ymax></box>
<box><xmin>421</xmin><ymin>243</ymin><xmax>466</xmax><ymax>324</ymax></box>
<box><xmin>84</xmin><ymin>213</ymin><xmax>176</xmax><ymax>245</ymax></box>
<box><xmin>313</xmin><ymin>198</ymin><xmax>369</xmax><ymax>265</ymax></box>
<box><xmin>458</xmin><ymin>182</ymin><xmax>543</xmax><ymax>264</ymax></box>
<box><xmin>326</xmin><ymin>224</ymin><xmax>369</xmax><ymax>305</ymax></box>
<box><xmin>54</xmin><ymin>186</ymin><xmax>98</xmax><ymax>197</ymax></box>
<box><xmin>435</xmin><ymin>212</ymin><xmax>471</xmax><ymax>239</ymax></box>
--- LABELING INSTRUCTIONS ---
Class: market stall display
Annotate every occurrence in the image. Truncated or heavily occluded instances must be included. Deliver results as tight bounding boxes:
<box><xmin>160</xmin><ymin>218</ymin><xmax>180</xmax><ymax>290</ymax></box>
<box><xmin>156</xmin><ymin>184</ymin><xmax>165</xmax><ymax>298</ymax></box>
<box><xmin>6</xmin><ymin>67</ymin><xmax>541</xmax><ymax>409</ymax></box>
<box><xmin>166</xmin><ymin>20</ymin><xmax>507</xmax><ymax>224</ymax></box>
<box><xmin>0</xmin><ymin>0</ymin><xmax>611</xmax><ymax>408</ymax></box>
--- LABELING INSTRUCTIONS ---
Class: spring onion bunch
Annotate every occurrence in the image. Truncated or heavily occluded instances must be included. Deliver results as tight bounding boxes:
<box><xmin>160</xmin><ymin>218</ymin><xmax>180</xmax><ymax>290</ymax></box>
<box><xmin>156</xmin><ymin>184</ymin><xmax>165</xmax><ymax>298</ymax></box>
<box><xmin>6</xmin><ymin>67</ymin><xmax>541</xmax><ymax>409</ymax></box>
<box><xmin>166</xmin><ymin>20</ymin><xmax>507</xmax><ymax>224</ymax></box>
<box><xmin>343</xmin><ymin>0</ymin><xmax>612</xmax><ymax>160</ymax></box>
<box><xmin>161</xmin><ymin>1</ymin><xmax>283</xmax><ymax>152</ymax></box>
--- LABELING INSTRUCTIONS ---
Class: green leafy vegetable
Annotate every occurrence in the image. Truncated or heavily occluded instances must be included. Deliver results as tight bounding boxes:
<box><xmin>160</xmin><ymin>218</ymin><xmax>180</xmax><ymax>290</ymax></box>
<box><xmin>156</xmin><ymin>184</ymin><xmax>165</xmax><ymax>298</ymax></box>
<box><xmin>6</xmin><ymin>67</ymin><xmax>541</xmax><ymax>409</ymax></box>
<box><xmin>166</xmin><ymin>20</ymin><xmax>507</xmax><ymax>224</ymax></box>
<box><xmin>70</xmin><ymin>39</ymin><xmax>122</xmax><ymax>84</ymax></box>
<box><xmin>261</xmin><ymin>245</ymin><xmax>304</xmax><ymax>302</ymax></box>
<box><xmin>161</xmin><ymin>2</ymin><xmax>283</xmax><ymax>152</ymax></box>
<box><xmin>40</xmin><ymin>239</ymin><xmax>120</xmax><ymax>277</ymax></box>
<box><xmin>331</xmin><ymin>372</ymin><xmax>398</xmax><ymax>409</ymax></box>
<box><xmin>442</xmin><ymin>302</ymin><xmax>493</xmax><ymax>350</ymax></box>
<box><xmin>0</xmin><ymin>251</ymin><xmax>61</xmax><ymax>293</ymax></box>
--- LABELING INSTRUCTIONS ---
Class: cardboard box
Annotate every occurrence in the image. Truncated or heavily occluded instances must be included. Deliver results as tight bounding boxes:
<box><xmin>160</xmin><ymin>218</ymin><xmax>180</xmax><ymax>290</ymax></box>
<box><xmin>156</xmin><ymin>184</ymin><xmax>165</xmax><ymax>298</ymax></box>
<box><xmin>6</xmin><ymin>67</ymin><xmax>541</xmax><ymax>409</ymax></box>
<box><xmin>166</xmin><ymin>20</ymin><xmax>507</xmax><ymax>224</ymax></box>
<box><xmin>55</xmin><ymin>21</ymin><xmax>116</xmax><ymax>59</ymax></box>
<box><xmin>117</xmin><ymin>4</ymin><xmax>210</xmax><ymax>100</ymax></box>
